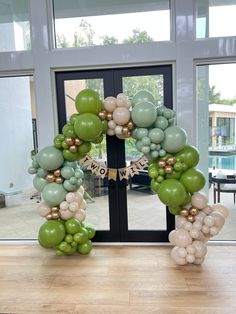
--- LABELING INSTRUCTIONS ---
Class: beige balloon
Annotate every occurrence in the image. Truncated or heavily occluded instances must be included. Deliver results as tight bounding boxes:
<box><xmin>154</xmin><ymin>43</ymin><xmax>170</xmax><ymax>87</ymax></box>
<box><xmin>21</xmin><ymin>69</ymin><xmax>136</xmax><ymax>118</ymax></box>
<box><xmin>37</xmin><ymin>202</ymin><xmax>51</xmax><ymax>217</ymax></box>
<box><xmin>59</xmin><ymin>209</ymin><xmax>73</xmax><ymax>220</ymax></box>
<box><xmin>210</xmin><ymin>212</ymin><xmax>225</xmax><ymax>228</ymax></box>
<box><xmin>74</xmin><ymin>209</ymin><xmax>86</xmax><ymax>222</ymax></box>
<box><xmin>113</xmin><ymin>107</ymin><xmax>130</xmax><ymax>126</ymax></box>
<box><xmin>191</xmin><ymin>192</ymin><xmax>208</xmax><ymax>209</ymax></box>
<box><xmin>168</xmin><ymin>230</ymin><xmax>176</xmax><ymax>245</ymax></box>
<box><xmin>80</xmin><ymin>199</ymin><xmax>87</xmax><ymax>210</ymax></box>
<box><xmin>212</xmin><ymin>203</ymin><xmax>229</xmax><ymax>218</ymax></box>
<box><xmin>170</xmin><ymin>247</ymin><xmax>187</xmax><ymax>265</ymax></box>
<box><xmin>192</xmin><ymin>240</ymin><xmax>207</xmax><ymax>258</ymax></box>
<box><xmin>103</xmin><ymin>96</ymin><xmax>117</xmax><ymax>112</ymax></box>
<box><xmin>172</xmin><ymin>229</ymin><xmax>192</xmax><ymax>247</ymax></box>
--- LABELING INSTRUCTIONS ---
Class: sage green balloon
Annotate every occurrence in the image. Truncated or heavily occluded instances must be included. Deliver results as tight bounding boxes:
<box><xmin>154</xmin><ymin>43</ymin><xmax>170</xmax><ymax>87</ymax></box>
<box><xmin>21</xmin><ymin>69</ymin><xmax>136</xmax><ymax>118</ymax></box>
<box><xmin>154</xmin><ymin>116</ymin><xmax>169</xmax><ymax>130</ymax></box>
<box><xmin>37</xmin><ymin>146</ymin><xmax>64</xmax><ymax>171</ymax></box>
<box><xmin>63</xmin><ymin>180</ymin><xmax>78</xmax><ymax>192</ymax></box>
<box><xmin>37</xmin><ymin>168</ymin><xmax>49</xmax><ymax>178</ymax></box>
<box><xmin>132</xmin><ymin>90</ymin><xmax>155</xmax><ymax>106</ymax></box>
<box><xmin>33</xmin><ymin>175</ymin><xmax>48</xmax><ymax>192</ymax></box>
<box><xmin>148</xmin><ymin>128</ymin><xmax>164</xmax><ymax>144</ymax></box>
<box><xmin>61</xmin><ymin>166</ymin><xmax>75</xmax><ymax>179</ymax></box>
<box><xmin>42</xmin><ymin>183</ymin><xmax>67</xmax><ymax>206</ymax></box>
<box><xmin>131</xmin><ymin>101</ymin><xmax>157</xmax><ymax>128</ymax></box>
<box><xmin>161</xmin><ymin>126</ymin><xmax>187</xmax><ymax>153</ymax></box>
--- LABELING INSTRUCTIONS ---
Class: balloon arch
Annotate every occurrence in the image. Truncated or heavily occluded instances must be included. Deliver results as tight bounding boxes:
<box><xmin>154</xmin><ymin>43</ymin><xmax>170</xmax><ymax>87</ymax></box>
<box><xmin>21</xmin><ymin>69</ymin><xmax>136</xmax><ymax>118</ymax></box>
<box><xmin>28</xmin><ymin>89</ymin><xmax>229</xmax><ymax>264</ymax></box>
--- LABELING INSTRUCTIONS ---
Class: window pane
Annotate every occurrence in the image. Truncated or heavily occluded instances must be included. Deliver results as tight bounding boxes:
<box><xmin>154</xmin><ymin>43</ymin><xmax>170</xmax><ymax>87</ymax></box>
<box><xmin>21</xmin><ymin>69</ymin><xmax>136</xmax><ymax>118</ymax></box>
<box><xmin>196</xmin><ymin>63</ymin><xmax>236</xmax><ymax>241</ymax></box>
<box><xmin>0</xmin><ymin>0</ymin><xmax>31</xmax><ymax>52</ymax></box>
<box><xmin>53</xmin><ymin>0</ymin><xmax>170</xmax><ymax>48</ymax></box>
<box><xmin>196</xmin><ymin>0</ymin><xmax>236</xmax><ymax>38</ymax></box>
<box><xmin>122</xmin><ymin>74</ymin><xmax>166</xmax><ymax>230</ymax></box>
<box><xmin>0</xmin><ymin>76</ymin><xmax>38</xmax><ymax>239</ymax></box>
<box><xmin>63</xmin><ymin>79</ymin><xmax>110</xmax><ymax>230</ymax></box>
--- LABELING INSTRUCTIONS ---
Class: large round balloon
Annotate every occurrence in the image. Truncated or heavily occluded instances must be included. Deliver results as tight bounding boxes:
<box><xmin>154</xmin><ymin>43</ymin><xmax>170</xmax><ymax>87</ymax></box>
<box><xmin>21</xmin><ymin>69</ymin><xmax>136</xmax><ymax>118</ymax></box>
<box><xmin>75</xmin><ymin>89</ymin><xmax>102</xmax><ymax>115</ymax></box>
<box><xmin>112</xmin><ymin>107</ymin><xmax>130</xmax><ymax>125</ymax></box>
<box><xmin>131</xmin><ymin>101</ymin><xmax>157</xmax><ymax>127</ymax></box>
<box><xmin>42</xmin><ymin>183</ymin><xmax>67</xmax><ymax>206</ymax></box>
<box><xmin>158</xmin><ymin>179</ymin><xmax>187</xmax><ymax>207</ymax></box>
<box><xmin>148</xmin><ymin>128</ymin><xmax>164</xmax><ymax>144</ymax></box>
<box><xmin>38</xmin><ymin>220</ymin><xmax>65</xmax><ymax>248</ymax></box>
<box><xmin>161</xmin><ymin>126</ymin><xmax>187</xmax><ymax>153</ymax></box>
<box><xmin>37</xmin><ymin>146</ymin><xmax>64</xmax><ymax>170</ymax></box>
<box><xmin>132</xmin><ymin>90</ymin><xmax>155</xmax><ymax>106</ymax></box>
<box><xmin>180</xmin><ymin>168</ymin><xmax>206</xmax><ymax>193</ymax></box>
<box><xmin>74</xmin><ymin>113</ymin><xmax>103</xmax><ymax>141</ymax></box>
<box><xmin>175</xmin><ymin>145</ymin><xmax>200</xmax><ymax>168</ymax></box>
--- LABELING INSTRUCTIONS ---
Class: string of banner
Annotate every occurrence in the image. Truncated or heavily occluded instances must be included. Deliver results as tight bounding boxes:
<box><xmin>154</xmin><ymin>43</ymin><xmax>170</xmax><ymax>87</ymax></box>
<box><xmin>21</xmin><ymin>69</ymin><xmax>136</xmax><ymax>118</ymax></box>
<box><xmin>79</xmin><ymin>155</ymin><xmax>148</xmax><ymax>181</ymax></box>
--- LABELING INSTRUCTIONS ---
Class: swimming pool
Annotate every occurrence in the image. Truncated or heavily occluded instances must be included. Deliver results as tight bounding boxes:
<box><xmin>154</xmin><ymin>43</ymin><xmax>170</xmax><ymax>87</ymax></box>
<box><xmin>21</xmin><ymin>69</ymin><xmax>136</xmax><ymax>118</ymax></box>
<box><xmin>209</xmin><ymin>155</ymin><xmax>236</xmax><ymax>170</ymax></box>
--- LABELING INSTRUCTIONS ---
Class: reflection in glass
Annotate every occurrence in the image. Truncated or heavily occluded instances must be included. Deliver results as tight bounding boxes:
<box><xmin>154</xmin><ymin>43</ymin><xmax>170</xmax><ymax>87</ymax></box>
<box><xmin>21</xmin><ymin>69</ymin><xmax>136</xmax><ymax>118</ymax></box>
<box><xmin>0</xmin><ymin>0</ymin><xmax>31</xmax><ymax>52</ymax></box>
<box><xmin>196</xmin><ymin>63</ymin><xmax>236</xmax><ymax>240</ymax></box>
<box><xmin>53</xmin><ymin>0</ymin><xmax>170</xmax><ymax>48</ymax></box>
<box><xmin>64</xmin><ymin>78</ymin><xmax>109</xmax><ymax>230</ymax></box>
<box><xmin>123</xmin><ymin>75</ymin><xmax>166</xmax><ymax>230</ymax></box>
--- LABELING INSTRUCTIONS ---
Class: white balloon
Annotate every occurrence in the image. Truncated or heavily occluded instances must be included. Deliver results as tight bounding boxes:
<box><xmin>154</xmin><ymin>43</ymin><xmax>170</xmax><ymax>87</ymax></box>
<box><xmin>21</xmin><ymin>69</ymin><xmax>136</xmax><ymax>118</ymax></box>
<box><xmin>210</xmin><ymin>212</ymin><xmax>225</xmax><ymax>228</ymax></box>
<box><xmin>177</xmin><ymin>247</ymin><xmax>187</xmax><ymax>258</ymax></box>
<box><xmin>59</xmin><ymin>201</ymin><xmax>69</xmax><ymax>211</ymax></box>
<box><xmin>171</xmin><ymin>247</ymin><xmax>187</xmax><ymax>265</ymax></box>
<box><xmin>66</xmin><ymin>192</ymin><xmax>75</xmax><ymax>203</ymax></box>
<box><xmin>212</xmin><ymin>203</ymin><xmax>229</xmax><ymax>218</ymax></box>
<box><xmin>59</xmin><ymin>209</ymin><xmax>73</xmax><ymax>220</ymax></box>
<box><xmin>168</xmin><ymin>230</ymin><xmax>176</xmax><ymax>245</ymax></box>
<box><xmin>189</xmin><ymin>228</ymin><xmax>200</xmax><ymax>239</ymax></box>
<box><xmin>183</xmin><ymin>221</ymin><xmax>193</xmax><ymax>231</ymax></box>
<box><xmin>192</xmin><ymin>221</ymin><xmax>202</xmax><ymax>231</ymax></box>
<box><xmin>69</xmin><ymin>201</ymin><xmax>79</xmax><ymax>212</ymax></box>
<box><xmin>204</xmin><ymin>216</ymin><xmax>215</xmax><ymax>227</ymax></box>
<box><xmin>107</xmin><ymin>128</ymin><xmax>116</xmax><ymax>136</ymax></box>
<box><xmin>74</xmin><ymin>209</ymin><xmax>86</xmax><ymax>222</ymax></box>
<box><xmin>113</xmin><ymin>107</ymin><xmax>130</xmax><ymax>125</ymax></box>
<box><xmin>202</xmin><ymin>205</ymin><xmax>213</xmax><ymax>215</ymax></box>
<box><xmin>192</xmin><ymin>240</ymin><xmax>207</xmax><ymax>258</ymax></box>
<box><xmin>191</xmin><ymin>192</ymin><xmax>208</xmax><ymax>209</ymax></box>
<box><xmin>108</xmin><ymin>120</ymin><xmax>116</xmax><ymax>129</ymax></box>
<box><xmin>172</xmin><ymin>229</ymin><xmax>192</xmax><ymax>247</ymax></box>
<box><xmin>186</xmin><ymin>253</ymin><xmax>195</xmax><ymax>263</ymax></box>
<box><xmin>103</xmin><ymin>96</ymin><xmax>117</xmax><ymax>112</ymax></box>
<box><xmin>78</xmin><ymin>186</ymin><xmax>84</xmax><ymax>195</ymax></box>
<box><xmin>186</xmin><ymin>244</ymin><xmax>196</xmax><ymax>254</ymax></box>
<box><xmin>80</xmin><ymin>199</ymin><xmax>87</xmax><ymax>210</ymax></box>
<box><xmin>176</xmin><ymin>216</ymin><xmax>186</xmax><ymax>229</ymax></box>
<box><xmin>114</xmin><ymin>125</ymin><xmax>123</xmax><ymax>135</ymax></box>
<box><xmin>210</xmin><ymin>226</ymin><xmax>219</xmax><ymax>236</ymax></box>
<box><xmin>37</xmin><ymin>202</ymin><xmax>51</xmax><ymax>217</ymax></box>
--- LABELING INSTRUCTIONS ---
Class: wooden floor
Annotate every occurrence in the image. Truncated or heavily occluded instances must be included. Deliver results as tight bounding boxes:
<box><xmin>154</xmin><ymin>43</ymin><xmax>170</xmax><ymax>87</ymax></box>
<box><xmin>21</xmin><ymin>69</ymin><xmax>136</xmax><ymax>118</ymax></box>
<box><xmin>0</xmin><ymin>244</ymin><xmax>236</xmax><ymax>314</ymax></box>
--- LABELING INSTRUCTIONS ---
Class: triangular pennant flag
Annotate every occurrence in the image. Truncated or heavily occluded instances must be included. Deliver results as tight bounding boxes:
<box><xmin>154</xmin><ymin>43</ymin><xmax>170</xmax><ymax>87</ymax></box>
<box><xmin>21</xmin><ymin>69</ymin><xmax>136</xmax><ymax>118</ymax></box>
<box><xmin>128</xmin><ymin>164</ymin><xmax>139</xmax><ymax>177</ymax></box>
<box><xmin>118</xmin><ymin>167</ymin><xmax>129</xmax><ymax>180</ymax></box>
<box><xmin>108</xmin><ymin>168</ymin><xmax>117</xmax><ymax>181</ymax></box>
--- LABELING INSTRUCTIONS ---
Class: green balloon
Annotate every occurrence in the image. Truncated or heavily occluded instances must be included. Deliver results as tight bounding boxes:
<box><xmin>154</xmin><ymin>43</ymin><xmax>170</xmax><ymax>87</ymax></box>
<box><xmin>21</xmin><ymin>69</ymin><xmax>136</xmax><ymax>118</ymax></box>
<box><xmin>131</xmin><ymin>101</ymin><xmax>157</xmax><ymax>128</ymax></box>
<box><xmin>74</xmin><ymin>113</ymin><xmax>102</xmax><ymax>141</ymax></box>
<box><xmin>148</xmin><ymin>128</ymin><xmax>164</xmax><ymax>144</ymax></box>
<box><xmin>180</xmin><ymin>168</ymin><xmax>206</xmax><ymax>193</ymax></box>
<box><xmin>28</xmin><ymin>166</ymin><xmax>37</xmax><ymax>174</ymax></box>
<box><xmin>38</xmin><ymin>220</ymin><xmax>65</xmax><ymax>248</ymax></box>
<box><xmin>73</xmin><ymin>228</ymin><xmax>88</xmax><ymax>244</ymax></box>
<box><xmin>161</xmin><ymin>126</ymin><xmax>187</xmax><ymax>153</ymax></box>
<box><xmin>132</xmin><ymin>90</ymin><xmax>155</xmax><ymax>106</ymax></box>
<box><xmin>148</xmin><ymin>164</ymin><xmax>159</xmax><ymax>178</ymax></box>
<box><xmin>78</xmin><ymin>240</ymin><xmax>93</xmax><ymax>255</ymax></box>
<box><xmin>65</xmin><ymin>218</ymin><xmax>82</xmax><ymax>234</ymax></box>
<box><xmin>136</xmin><ymin>128</ymin><xmax>148</xmax><ymax>140</ymax></box>
<box><xmin>42</xmin><ymin>182</ymin><xmax>67</xmax><ymax>206</ymax></box>
<box><xmin>175</xmin><ymin>145</ymin><xmax>200</xmax><ymax>168</ymax></box>
<box><xmin>69</xmin><ymin>113</ymin><xmax>80</xmax><ymax>125</ymax></box>
<box><xmin>37</xmin><ymin>168</ymin><xmax>49</xmax><ymax>178</ymax></box>
<box><xmin>86</xmin><ymin>226</ymin><xmax>96</xmax><ymax>239</ymax></box>
<box><xmin>168</xmin><ymin>205</ymin><xmax>182</xmax><ymax>215</ymax></box>
<box><xmin>37</xmin><ymin>146</ymin><xmax>64</xmax><ymax>171</ymax></box>
<box><xmin>78</xmin><ymin>142</ymin><xmax>92</xmax><ymax>155</ymax></box>
<box><xmin>75</xmin><ymin>89</ymin><xmax>102</xmax><ymax>115</ymax></box>
<box><xmin>150</xmin><ymin>178</ymin><xmax>160</xmax><ymax>193</ymax></box>
<box><xmin>154</xmin><ymin>116</ymin><xmax>169</xmax><ymax>130</ymax></box>
<box><xmin>101</xmin><ymin>120</ymin><xmax>108</xmax><ymax>133</ymax></box>
<box><xmin>61</xmin><ymin>166</ymin><xmax>75</xmax><ymax>179</ymax></box>
<box><xmin>63</xmin><ymin>180</ymin><xmax>78</xmax><ymax>191</ymax></box>
<box><xmin>158</xmin><ymin>179</ymin><xmax>187</xmax><ymax>207</ymax></box>
<box><xmin>62</xmin><ymin>124</ymin><xmax>77</xmax><ymax>138</ymax></box>
<box><xmin>63</xmin><ymin>149</ymin><xmax>79</xmax><ymax>161</ymax></box>
<box><xmin>165</xmin><ymin>171</ymin><xmax>181</xmax><ymax>179</ymax></box>
<box><xmin>163</xmin><ymin>108</ymin><xmax>175</xmax><ymax>119</ymax></box>
<box><xmin>33</xmin><ymin>175</ymin><xmax>48</xmax><ymax>192</ymax></box>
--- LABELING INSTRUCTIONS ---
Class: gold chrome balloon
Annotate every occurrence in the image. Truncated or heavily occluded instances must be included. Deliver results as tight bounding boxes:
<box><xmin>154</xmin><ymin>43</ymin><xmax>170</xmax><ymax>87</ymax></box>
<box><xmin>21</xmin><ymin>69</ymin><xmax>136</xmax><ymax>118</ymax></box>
<box><xmin>127</xmin><ymin>121</ymin><xmax>134</xmax><ymax>130</ymax></box>
<box><xmin>75</xmin><ymin>138</ymin><xmax>82</xmax><ymax>146</ymax></box>
<box><xmin>166</xmin><ymin>157</ymin><xmax>176</xmax><ymax>165</ymax></box>
<box><xmin>55</xmin><ymin>177</ymin><xmax>64</xmax><ymax>184</ymax></box>
<box><xmin>52</xmin><ymin>212</ymin><xmax>59</xmax><ymax>219</ymax></box>
<box><xmin>46</xmin><ymin>174</ymin><xmax>55</xmax><ymax>183</ymax></box>
<box><xmin>46</xmin><ymin>213</ymin><xmax>52</xmax><ymax>220</ymax></box>
<box><xmin>51</xmin><ymin>206</ymin><xmax>59</xmax><ymax>212</ymax></box>
<box><xmin>98</xmin><ymin>111</ymin><xmax>107</xmax><ymax>120</ymax></box>
<box><xmin>158</xmin><ymin>161</ymin><xmax>166</xmax><ymax>168</ymax></box>
<box><xmin>187</xmin><ymin>215</ymin><xmax>195</xmax><ymax>223</ymax></box>
<box><xmin>180</xmin><ymin>209</ymin><xmax>189</xmax><ymax>217</ymax></box>
<box><xmin>69</xmin><ymin>145</ymin><xmax>77</xmax><ymax>153</ymax></box>
<box><xmin>165</xmin><ymin>165</ymin><xmax>173</xmax><ymax>174</ymax></box>
<box><xmin>189</xmin><ymin>207</ymin><xmax>199</xmax><ymax>216</ymax></box>
<box><xmin>122</xmin><ymin>127</ymin><xmax>129</xmax><ymax>135</ymax></box>
<box><xmin>54</xmin><ymin>169</ymin><xmax>61</xmax><ymax>177</ymax></box>
<box><xmin>65</xmin><ymin>137</ymin><xmax>74</xmax><ymax>146</ymax></box>
<box><xmin>106</xmin><ymin>113</ymin><xmax>113</xmax><ymax>121</ymax></box>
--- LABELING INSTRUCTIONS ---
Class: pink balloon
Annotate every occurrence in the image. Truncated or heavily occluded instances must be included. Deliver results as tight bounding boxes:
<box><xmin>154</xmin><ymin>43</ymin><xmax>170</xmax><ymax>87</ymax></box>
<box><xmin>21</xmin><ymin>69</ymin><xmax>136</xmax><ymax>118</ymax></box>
<box><xmin>112</xmin><ymin>107</ymin><xmax>130</xmax><ymax>126</ymax></box>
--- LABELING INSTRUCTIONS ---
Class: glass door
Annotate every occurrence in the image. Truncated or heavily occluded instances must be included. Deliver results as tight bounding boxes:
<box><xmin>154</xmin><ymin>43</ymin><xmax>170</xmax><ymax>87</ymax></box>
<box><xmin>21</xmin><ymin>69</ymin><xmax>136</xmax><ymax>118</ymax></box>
<box><xmin>55</xmin><ymin>65</ymin><xmax>174</xmax><ymax>242</ymax></box>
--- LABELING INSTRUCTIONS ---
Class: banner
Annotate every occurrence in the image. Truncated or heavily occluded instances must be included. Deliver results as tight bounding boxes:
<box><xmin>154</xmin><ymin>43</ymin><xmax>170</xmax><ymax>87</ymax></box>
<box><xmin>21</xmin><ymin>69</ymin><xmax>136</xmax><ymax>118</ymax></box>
<box><xmin>80</xmin><ymin>154</ymin><xmax>148</xmax><ymax>181</ymax></box>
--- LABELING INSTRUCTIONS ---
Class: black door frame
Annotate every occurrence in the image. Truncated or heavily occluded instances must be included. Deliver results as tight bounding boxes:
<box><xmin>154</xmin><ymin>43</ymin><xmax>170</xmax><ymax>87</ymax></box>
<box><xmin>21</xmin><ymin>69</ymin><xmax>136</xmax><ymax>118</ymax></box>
<box><xmin>55</xmin><ymin>65</ymin><xmax>175</xmax><ymax>242</ymax></box>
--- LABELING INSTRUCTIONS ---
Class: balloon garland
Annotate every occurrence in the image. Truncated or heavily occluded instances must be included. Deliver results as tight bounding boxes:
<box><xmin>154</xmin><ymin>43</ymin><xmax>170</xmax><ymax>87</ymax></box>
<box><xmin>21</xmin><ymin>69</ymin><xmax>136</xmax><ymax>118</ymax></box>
<box><xmin>28</xmin><ymin>88</ymin><xmax>228</xmax><ymax>263</ymax></box>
